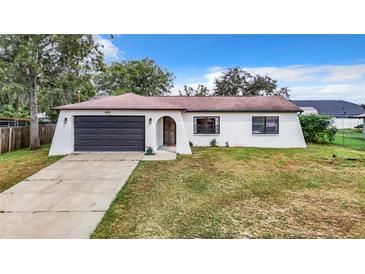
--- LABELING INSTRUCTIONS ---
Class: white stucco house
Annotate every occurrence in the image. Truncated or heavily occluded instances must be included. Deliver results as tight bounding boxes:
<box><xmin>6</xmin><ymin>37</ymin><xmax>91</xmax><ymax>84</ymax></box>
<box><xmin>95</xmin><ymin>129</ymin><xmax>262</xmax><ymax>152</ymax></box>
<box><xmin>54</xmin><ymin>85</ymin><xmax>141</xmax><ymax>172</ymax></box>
<box><xmin>49</xmin><ymin>93</ymin><xmax>306</xmax><ymax>156</ymax></box>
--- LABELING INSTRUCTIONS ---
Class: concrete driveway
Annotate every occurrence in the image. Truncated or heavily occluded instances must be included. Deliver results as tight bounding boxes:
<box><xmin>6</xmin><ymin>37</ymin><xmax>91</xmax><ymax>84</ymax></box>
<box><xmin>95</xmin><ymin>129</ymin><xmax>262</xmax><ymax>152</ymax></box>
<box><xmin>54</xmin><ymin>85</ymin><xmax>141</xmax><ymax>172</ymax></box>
<box><xmin>0</xmin><ymin>152</ymin><xmax>143</xmax><ymax>239</ymax></box>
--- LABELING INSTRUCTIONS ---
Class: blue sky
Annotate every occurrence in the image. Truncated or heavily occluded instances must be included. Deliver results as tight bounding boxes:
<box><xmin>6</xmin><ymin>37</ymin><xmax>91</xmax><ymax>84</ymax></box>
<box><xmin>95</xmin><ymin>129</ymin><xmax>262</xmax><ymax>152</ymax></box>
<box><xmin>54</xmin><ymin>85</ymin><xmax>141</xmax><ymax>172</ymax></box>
<box><xmin>96</xmin><ymin>35</ymin><xmax>365</xmax><ymax>103</ymax></box>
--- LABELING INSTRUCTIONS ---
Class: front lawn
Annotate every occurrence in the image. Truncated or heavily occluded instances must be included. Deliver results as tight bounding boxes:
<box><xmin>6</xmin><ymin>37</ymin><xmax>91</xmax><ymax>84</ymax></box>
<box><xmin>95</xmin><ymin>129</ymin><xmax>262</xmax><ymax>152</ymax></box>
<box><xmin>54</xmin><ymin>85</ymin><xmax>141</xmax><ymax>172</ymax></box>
<box><xmin>334</xmin><ymin>129</ymin><xmax>365</xmax><ymax>151</ymax></box>
<box><xmin>0</xmin><ymin>145</ymin><xmax>63</xmax><ymax>192</ymax></box>
<box><xmin>92</xmin><ymin>145</ymin><xmax>365</xmax><ymax>239</ymax></box>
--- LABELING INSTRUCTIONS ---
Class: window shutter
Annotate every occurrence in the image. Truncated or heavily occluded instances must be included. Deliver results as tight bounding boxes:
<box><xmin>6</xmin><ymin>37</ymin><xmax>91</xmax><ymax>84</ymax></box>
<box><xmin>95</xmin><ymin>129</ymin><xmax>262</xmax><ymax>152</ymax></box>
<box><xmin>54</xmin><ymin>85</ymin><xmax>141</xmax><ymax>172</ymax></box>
<box><xmin>215</xmin><ymin>117</ymin><xmax>220</xmax><ymax>134</ymax></box>
<box><xmin>193</xmin><ymin>117</ymin><xmax>197</xmax><ymax>134</ymax></box>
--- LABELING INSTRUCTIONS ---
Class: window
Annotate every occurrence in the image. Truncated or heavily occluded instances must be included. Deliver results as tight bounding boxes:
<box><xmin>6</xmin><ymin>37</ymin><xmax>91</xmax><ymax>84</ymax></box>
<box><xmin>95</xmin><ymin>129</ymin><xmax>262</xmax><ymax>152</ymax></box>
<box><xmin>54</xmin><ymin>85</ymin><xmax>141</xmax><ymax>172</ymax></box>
<box><xmin>252</xmin><ymin>116</ymin><xmax>279</xmax><ymax>134</ymax></box>
<box><xmin>194</xmin><ymin>116</ymin><xmax>220</xmax><ymax>134</ymax></box>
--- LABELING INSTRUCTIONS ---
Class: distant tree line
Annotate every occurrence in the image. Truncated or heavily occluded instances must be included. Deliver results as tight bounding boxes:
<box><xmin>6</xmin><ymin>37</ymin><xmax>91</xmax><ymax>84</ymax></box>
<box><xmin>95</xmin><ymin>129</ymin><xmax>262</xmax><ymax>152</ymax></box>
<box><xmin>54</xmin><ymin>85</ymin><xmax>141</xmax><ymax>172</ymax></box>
<box><xmin>178</xmin><ymin>67</ymin><xmax>290</xmax><ymax>97</ymax></box>
<box><xmin>0</xmin><ymin>35</ymin><xmax>290</xmax><ymax>149</ymax></box>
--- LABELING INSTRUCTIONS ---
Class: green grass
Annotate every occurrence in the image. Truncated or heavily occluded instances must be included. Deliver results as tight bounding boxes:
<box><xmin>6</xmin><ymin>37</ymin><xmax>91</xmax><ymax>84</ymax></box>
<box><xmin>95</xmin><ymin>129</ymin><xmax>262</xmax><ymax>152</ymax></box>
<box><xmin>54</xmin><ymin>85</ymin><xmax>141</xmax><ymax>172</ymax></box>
<box><xmin>92</xmin><ymin>145</ymin><xmax>365</xmax><ymax>239</ymax></box>
<box><xmin>0</xmin><ymin>145</ymin><xmax>63</xmax><ymax>192</ymax></box>
<box><xmin>334</xmin><ymin>129</ymin><xmax>365</xmax><ymax>151</ymax></box>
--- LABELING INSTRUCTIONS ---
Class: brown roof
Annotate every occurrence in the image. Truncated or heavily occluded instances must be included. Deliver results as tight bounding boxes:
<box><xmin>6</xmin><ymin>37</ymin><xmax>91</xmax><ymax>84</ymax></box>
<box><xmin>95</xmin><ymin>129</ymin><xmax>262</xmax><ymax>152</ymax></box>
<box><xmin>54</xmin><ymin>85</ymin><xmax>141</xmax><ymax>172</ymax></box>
<box><xmin>55</xmin><ymin>93</ymin><xmax>184</xmax><ymax>110</ymax></box>
<box><xmin>0</xmin><ymin>116</ymin><xmax>30</xmax><ymax>121</ymax></box>
<box><xmin>55</xmin><ymin>93</ymin><xmax>301</xmax><ymax>112</ymax></box>
<box><xmin>156</xmin><ymin>95</ymin><xmax>301</xmax><ymax>112</ymax></box>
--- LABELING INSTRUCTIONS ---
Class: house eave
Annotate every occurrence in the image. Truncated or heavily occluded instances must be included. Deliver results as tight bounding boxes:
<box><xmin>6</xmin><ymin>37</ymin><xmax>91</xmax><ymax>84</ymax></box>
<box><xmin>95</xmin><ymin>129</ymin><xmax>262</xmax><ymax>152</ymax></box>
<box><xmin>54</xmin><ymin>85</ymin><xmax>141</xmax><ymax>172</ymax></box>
<box><xmin>184</xmin><ymin>109</ymin><xmax>302</xmax><ymax>113</ymax></box>
<box><xmin>55</xmin><ymin>108</ymin><xmax>301</xmax><ymax>113</ymax></box>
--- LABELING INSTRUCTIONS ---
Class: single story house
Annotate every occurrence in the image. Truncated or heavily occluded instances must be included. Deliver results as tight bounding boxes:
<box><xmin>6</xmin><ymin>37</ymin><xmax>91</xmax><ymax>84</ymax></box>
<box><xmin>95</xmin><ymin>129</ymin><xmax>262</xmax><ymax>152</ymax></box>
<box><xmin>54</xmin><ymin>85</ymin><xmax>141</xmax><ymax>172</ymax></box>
<box><xmin>49</xmin><ymin>93</ymin><xmax>306</xmax><ymax>155</ymax></box>
<box><xmin>0</xmin><ymin>116</ymin><xmax>30</xmax><ymax>127</ymax></box>
<box><xmin>355</xmin><ymin>113</ymin><xmax>365</xmax><ymax>139</ymax></box>
<box><xmin>292</xmin><ymin>100</ymin><xmax>365</xmax><ymax>129</ymax></box>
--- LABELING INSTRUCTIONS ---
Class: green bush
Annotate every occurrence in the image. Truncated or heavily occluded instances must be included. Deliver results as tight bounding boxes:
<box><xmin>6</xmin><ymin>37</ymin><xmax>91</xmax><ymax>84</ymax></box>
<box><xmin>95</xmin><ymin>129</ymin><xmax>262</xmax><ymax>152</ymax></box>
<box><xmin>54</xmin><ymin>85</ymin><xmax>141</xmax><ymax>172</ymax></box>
<box><xmin>299</xmin><ymin>114</ymin><xmax>337</xmax><ymax>144</ymax></box>
<box><xmin>145</xmin><ymin>146</ymin><xmax>155</xmax><ymax>155</ymax></box>
<box><xmin>210</xmin><ymin>138</ymin><xmax>217</xmax><ymax>147</ymax></box>
<box><xmin>354</xmin><ymin>124</ymin><xmax>363</xmax><ymax>129</ymax></box>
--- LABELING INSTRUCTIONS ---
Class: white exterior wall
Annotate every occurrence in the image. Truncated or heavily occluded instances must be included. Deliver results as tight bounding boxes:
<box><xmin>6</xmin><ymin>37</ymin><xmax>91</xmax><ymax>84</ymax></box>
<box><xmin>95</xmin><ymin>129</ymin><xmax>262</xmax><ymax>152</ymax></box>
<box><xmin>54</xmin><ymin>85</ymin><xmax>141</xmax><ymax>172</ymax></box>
<box><xmin>181</xmin><ymin>112</ymin><xmax>306</xmax><ymax>148</ymax></box>
<box><xmin>49</xmin><ymin>110</ymin><xmax>306</xmax><ymax>156</ymax></box>
<box><xmin>334</xmin><ymin>118</ymin><xmax>362</xmax><ymax>129</ymax></box>
<box><xmin>300</xmin><ymin>107</ymin><xmax>318</xmax><ymax>114</ymax></box>
<box><xmin>156</xmin><ymin>117</ymin><xmax>164</xmax><ymax>148</ymax></box>
<box><xmin>49</xmin><ymin>109</ymin><xmax>192</xmax><ymax>156</ymax></box>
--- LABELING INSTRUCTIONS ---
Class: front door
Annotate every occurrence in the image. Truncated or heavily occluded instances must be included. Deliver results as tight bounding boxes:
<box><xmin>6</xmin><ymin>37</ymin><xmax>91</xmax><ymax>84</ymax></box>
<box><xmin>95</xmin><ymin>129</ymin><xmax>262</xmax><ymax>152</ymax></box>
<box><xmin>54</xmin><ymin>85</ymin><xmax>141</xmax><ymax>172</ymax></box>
<box><xmin>163</xmin><ymin>117</ymin><xmax>176</xmax><ymax>146</ymax></box>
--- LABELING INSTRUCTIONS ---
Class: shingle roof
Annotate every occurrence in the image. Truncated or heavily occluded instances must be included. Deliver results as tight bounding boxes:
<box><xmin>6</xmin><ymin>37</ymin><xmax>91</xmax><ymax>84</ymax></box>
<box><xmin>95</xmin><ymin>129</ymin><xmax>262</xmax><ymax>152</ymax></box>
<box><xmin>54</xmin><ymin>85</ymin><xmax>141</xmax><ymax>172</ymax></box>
<box><xmin>55</xmin><ymin>93</ymin><xmax>184</xmax><ymax>110</ymax></box>
<box><xmin>55</xmin><ymin>93</ymin><xmax>302</xmax><ymax>112</ymax></box>
<box><xmin>156</xmin><ymin>95</ymin><xmax>301</xmax><ymax>112</ymax></box>
<box><xmin>292</xmin><ymin>100</ymin><xmax>365</xmax><ymax>117</ymax></box>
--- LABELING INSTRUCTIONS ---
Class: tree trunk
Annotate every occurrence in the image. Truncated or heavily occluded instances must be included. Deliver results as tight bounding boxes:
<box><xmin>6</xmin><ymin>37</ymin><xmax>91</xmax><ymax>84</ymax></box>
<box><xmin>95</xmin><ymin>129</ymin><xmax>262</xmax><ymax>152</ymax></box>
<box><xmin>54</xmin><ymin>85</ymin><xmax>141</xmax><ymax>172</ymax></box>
<box><xmin>63</xmin><ymin>84</ymin><xmax>72</xmax><ymax>104</ymax></box>
<box><xmin>29</xmin><ymin>76</ymin><xmax>40</xmax><ymax>149</ymax></box>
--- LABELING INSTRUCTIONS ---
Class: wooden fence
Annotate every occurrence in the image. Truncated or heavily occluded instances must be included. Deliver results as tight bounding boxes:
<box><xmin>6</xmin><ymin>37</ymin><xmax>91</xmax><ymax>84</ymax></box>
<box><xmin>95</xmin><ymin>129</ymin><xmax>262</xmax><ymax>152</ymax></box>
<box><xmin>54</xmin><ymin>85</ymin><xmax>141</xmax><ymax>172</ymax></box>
<box><xmin>0</xmin><ymin>124</ymin><xmax>56</xmax><ymax>154</ymax></box>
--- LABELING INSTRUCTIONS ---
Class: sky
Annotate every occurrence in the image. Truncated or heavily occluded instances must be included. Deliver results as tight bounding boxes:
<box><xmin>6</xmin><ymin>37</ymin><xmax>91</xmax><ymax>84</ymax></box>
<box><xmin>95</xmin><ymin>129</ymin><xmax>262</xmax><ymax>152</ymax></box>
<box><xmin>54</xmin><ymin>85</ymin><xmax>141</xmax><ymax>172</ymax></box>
<box><xmin>95</xmin><ymin>35</ymin><xmax>365</xmax><ymax>103</ymax></box>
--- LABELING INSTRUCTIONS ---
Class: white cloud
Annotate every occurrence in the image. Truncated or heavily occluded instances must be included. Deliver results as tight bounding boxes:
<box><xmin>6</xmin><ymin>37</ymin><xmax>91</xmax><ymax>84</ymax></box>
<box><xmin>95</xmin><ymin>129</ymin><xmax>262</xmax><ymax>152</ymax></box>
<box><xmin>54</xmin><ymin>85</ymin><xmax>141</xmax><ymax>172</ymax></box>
<box><xmin>207</xmin><ymin>66</ymin><xmax>224</xmax><ymax>73</ymax></box>
<box><xmin>241</xmin><ymin>64</ymin><xmax>365</xmax><ymax>84</ymax></box>
<box><xmin>290</xmin><ymin>84</ymin><xmax>365</xmax><ymax>102</ymax></box>
<box><xmin>242</xmin><ymin>65</ymin><xmax>318</xmax><ymax>83</ymax></box>
<box><xmin>94</xmin><ymin>35</ymin><xmax>123</xmax><ymax>61</ymax></box>
<box><xmin>174</xmin><ymin>63</ymin><xmax>365</xmax><ymax>103</ymax></box>
<box><xmin>171</xmin><ymin>70</ymin><xmax>221</xmax><ymax>95</ymax></box>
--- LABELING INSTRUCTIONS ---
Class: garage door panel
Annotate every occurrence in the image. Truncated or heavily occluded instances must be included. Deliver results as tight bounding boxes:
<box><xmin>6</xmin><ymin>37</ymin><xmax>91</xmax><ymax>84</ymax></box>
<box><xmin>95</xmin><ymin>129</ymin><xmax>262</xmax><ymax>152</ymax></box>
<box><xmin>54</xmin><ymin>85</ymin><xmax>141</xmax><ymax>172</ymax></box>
<box><xmin>75</xmin><ymin>116</ymin><xmax>144</xmax><ymax>122</ymax></box>
<box><xmin>75</xmin><ymin>139</ymin><xmax>145</xmax><ymax>146</ymax></box>
<box><xmin>74</xmin><ymin>122</ymin><xmax>144</xmax><ymax>128</ymax></box>
<box><xmin>75</xmin><ymin>127</ymin><xmax>145</xmax><ymax>134</ymax></box>
<box><xmin>93</xmin><ymin>122</ymin><xmax>145</xmax><ymax>128</ymax></box>
<box><xmin>74</xmin><ymin>116</ymin><xmax>145</xmax><ymax>152</ymax></box>
<box><xmin>75</xmin><ymin>133</ymin><xmax>145</xmax><ymax>140</ymax></box>
<box><xmin>76</xmin><ymin>145</ymin><xmax>145</xmax><ymax>152</ymax></box>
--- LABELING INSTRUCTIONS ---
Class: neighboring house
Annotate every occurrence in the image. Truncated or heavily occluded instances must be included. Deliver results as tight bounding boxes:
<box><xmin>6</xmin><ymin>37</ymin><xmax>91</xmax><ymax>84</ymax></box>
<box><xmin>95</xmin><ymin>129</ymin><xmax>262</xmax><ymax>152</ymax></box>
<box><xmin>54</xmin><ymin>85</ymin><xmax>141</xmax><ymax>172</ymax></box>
<box><xmin>293</xmin><ymin>100</ymin><xmax>365</xmax><ymax>129</ymax></box>
<box><xmin>0</xmin><ymin>116</ymin><xmax>30</xmax><ymax>127</ymax></box>
<box><xmin>38</xmin><ymin>112</ymin><xmax>52</xmax><ymax>123</ymax></box>
<box><xmin>49</xmin><ymin>93</ymin><xmax>306</xmax><ymax>155</ymax></box>
<box><xmin>299</xmin><ymin>107</ymin><xmax>318</xmax><ymax>114</ymax></box>
<box><xmin>356</xmin><ymin>113</ymin><xmax>365</xmax><ymax>139</ymax></box>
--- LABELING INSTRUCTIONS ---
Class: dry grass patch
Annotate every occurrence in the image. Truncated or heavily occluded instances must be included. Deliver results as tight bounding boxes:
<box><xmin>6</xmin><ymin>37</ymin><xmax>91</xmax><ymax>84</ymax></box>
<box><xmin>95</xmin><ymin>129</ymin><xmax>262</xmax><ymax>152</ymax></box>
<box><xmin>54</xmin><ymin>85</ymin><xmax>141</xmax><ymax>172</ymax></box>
<box><xmin>92</xmin><ymin>144</ymin><xmax>365</xmax><ymax>239</ymax></box>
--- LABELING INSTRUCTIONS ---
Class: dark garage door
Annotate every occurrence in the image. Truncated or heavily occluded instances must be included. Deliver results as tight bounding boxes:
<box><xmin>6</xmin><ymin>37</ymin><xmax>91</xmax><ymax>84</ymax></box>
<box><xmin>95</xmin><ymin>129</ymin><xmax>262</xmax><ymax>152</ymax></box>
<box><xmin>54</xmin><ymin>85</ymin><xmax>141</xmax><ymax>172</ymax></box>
<box><xmin>74</xmin><ymin>116</ymin><xmax>145</xmax><ymax>152</ymax></box>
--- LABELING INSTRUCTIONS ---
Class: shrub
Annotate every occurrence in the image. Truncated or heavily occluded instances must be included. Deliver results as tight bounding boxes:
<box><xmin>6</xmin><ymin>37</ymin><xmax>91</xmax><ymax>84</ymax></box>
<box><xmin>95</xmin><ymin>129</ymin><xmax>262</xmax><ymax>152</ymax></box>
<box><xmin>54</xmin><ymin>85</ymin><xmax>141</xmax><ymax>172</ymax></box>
<box><xmin>210</xmin><ymin>138</ymin><xmax>217</xmax><ymax>147</ymax></box>
<box><xmin>145</xmin><ymin>146</ymin><xmax>155</xmax><ymax>155</ymax></box>
<box><xmin>354</xmin><ymin>124</ymin><xmax>363</xmax><ymax>129</ymax></box>
<box><xmin>189</xmin><ymin>141</ymin><xmax>194</xmax><ymax>147</ymax></box>
<box><xmin>299</xmin><ymin>114</ymin><xmax>337</xmax><ymax>144</ymax></box>
<box><xmin>225</xmin><ymin>141</ymin><xmax>229</xmax><ymax>147</ymax></box>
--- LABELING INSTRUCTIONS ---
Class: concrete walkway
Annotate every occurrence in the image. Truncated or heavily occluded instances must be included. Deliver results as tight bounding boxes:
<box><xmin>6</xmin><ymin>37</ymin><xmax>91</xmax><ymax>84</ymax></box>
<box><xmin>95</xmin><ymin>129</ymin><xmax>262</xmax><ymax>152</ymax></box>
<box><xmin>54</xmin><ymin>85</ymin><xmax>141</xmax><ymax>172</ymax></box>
<box><xmin>142</xmin><ymin>150</ymin><xmax>176</xmax><ymax>161</ymax></box>
<box><xmin>0</xmin><ymin>152</ymin><xmax>143</xmax><ymax>239</ymax></box>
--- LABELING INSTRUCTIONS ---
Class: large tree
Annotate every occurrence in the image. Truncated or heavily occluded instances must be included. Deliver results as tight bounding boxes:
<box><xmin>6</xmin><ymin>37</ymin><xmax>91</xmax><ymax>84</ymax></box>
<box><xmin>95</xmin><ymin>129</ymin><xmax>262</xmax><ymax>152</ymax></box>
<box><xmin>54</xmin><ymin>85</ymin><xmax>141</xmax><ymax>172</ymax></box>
<box><xmin>94</xmin><ymin>58</ymin><xmax>174</xmax><ymax>96</ymax></box>
<box><xmin>214</xmin><ymin>67</ymin><xmax>252</xmax><ymax>96</ymax></box>
<box><xmin>0</xmin><ymin>61</ymin><xmax>29</xmax><ymax>117</ymax></box>
<box><xmin>178</xmin><ymin>84</ymin><xmax>209</xmax><ymax>96</ymax></box>
<box><xmin>213</xmin><ymin>67</ymin><xmax>290</xmax><ymax>98</ymax></box>
<box><xmin>0</xmin><ymin>35</ymin><xmax>104</xmax><ymax>148</ymax></box>
<box><xmin>39</xmin><ymin>35</ymin><xmax>104</xmax><ymax>121</ymax></box>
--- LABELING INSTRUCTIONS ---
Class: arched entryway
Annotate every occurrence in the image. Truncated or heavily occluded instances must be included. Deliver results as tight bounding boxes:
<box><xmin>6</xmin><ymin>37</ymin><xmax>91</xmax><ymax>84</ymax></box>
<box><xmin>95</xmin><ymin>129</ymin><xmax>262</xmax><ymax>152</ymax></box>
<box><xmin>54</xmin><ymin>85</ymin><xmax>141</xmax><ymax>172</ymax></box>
<box><xmin>163</xmin><ymin>116</ymin><xmax>176</xmax><ymax>146</ymax></box>
<box><xmin>156</xmin><ymin>116</ymin><xmax>176</xmax><ymax>148</ymax></box>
